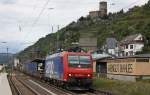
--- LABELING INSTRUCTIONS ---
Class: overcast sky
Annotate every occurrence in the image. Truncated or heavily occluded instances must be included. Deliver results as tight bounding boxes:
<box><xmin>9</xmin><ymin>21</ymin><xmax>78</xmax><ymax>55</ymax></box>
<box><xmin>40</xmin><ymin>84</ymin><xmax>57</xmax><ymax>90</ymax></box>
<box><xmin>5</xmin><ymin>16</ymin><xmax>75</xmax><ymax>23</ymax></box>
<box><xmin>0</xmin><ymin>0</ymin><xmax>148</xmax><ymax>53</ymax></box>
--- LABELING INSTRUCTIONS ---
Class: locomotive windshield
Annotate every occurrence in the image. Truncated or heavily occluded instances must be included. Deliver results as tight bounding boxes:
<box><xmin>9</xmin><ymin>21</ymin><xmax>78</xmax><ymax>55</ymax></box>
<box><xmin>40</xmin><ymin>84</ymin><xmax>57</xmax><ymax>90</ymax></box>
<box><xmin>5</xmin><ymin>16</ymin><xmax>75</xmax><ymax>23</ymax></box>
<box><xmin>79</xmin><ymin>56</ymin><xmax>91</xmax><ymax>64</ymax></box>
<box><xmin>68</xmin><ymin>55</ymin><xmax>91</xmax><ymax>68</ymax></box>
<box><xmin>68</xmin><ymin>55</ymin><xmax>79</xmax><ymax>64</ymax></box>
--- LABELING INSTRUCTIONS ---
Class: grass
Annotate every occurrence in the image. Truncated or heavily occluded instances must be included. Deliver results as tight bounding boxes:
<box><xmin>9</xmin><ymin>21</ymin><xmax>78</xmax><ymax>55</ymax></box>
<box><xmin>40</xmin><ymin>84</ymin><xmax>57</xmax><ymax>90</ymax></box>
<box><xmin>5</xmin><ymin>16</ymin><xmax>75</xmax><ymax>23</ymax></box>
<box><xmin>93</xmin><ymin>78</ymin><xmax>150</xmax><ymax>95</ymax></box>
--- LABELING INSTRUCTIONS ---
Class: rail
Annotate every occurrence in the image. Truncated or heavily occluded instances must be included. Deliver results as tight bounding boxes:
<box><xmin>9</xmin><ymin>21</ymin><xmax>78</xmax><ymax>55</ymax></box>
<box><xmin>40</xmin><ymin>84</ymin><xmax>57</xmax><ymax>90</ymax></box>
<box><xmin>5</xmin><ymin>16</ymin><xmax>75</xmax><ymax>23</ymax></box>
<box><xmin>8</xmin><ymin>75</ymin><xmax>23</xmax><ymax>95</ymax></box>
<box><xmin>8</xmin><ymin>75</ymin><xmax>40</xmax><ymax>95</ymax></box>
<box><xmin>12</xmin><ymin>71</ymin><xmax>114</xmax><ymax>95</ymax></box>
<box><xmin>18</xmin><ymin>79</ymin><xmax>41</xmax><ymax>95</ymax></box>
<box><xmin>33</xmin><ymin>78</ymin><xmax>76</xmax><ymax>95</ymax></box>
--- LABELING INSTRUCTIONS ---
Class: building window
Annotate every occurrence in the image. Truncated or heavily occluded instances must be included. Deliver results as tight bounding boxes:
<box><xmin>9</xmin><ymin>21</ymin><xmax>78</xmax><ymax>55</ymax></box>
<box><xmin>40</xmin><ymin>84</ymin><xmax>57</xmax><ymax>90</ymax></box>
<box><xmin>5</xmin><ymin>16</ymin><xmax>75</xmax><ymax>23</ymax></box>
<box><xmin>116</xmin><ymin>44</ymin><xmax>118</xmax><ymax>47</ymax></box>
<box><xmin>130</xmin><ymin>45</ymin><xmax>133</xmax><ymax>49</ymax></box>
<box><xmin>129</xmin><ymin>51</ymin><xmax>133</xmax><ymax>56</ymax></box>
<box><xmin>126</xmin><ymin>52</ymin><xmax>128</xmax><ymax>56</ymax></box>
<box><xmin>126</xmin><ymin>45</ymin><xmax>128</xmax><ymax>49</ymax></box>
<box><xmin>139</xmin><ymin>37</ymin><xmax>143</xmax><ymax>40</ymax></box>
<box><xmin>122</xmin><ymin>51</ymin><xmax>125</xmax><ymax>56</ymax></box>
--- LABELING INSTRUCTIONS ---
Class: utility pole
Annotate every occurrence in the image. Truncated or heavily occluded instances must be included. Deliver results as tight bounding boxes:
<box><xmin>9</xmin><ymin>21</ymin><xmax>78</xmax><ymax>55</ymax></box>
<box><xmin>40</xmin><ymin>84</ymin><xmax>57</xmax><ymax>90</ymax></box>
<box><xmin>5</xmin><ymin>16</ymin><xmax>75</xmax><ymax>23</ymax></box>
<box><xmin>6</xmin><ymin>47</ymin><xmax>12</xmax><ymax>78</ymax></box>
<box><xmin>51</xmin><ymin>25</ymin><xmax>54</xmax><ymax>33</ymax></box>
<box><xmin>56</xmin><ymin>25</ymin><xmax>60</xmax><ymax>51</ymax></box>
<box><xmin>1</xmin><ymin>42</ymin><xmax>7</xmax><ymax>72</ymax></box>
<box><xmin>7</xmin><ymin>47</ymin><xmax>8</xmax><ymax>69</ymax></box>
<box><xmin>7</xmin><ymin>47</ymin><xmax>8</xmax><ymax>57</ymax></box>
<box><xmin>18</xmin><ymin>24</ymin><xmax>22</xmax><ymax>32</ymax></box>
<box><xmin>47</xmin><ymin>8</ymin><xmax>54</xmax><ymax>53</ymax></box>
<box><xmin>47</xmin><ymin>8</ymin><xmax>54</xmax><ymax>33</ymax></box>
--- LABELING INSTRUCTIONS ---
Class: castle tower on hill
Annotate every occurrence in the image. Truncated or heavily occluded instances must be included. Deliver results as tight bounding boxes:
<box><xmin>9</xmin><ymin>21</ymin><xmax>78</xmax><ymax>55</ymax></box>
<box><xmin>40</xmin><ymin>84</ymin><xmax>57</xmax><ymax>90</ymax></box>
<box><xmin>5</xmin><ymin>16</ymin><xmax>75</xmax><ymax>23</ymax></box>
<box><xmin>100</xmin><ymin>1</ymin><xmax>107</xmax><ymax>17</ymax></box>
<box><xmin>89</xmin><ymin>0</ymin><xmax>107</xmax><ymax>18</ymax></box>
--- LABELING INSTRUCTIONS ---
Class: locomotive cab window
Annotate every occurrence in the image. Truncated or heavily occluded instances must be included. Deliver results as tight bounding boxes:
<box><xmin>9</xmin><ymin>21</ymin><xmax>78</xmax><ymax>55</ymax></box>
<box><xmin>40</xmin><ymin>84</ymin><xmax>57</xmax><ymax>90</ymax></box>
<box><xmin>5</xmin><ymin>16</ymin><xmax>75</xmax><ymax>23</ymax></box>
<box><xmin>68</xmin><ymin>55</ymin><xmax>79</xmax><ymax>64</ymax></box>
<box><xmin>68</xmin><ymin>55</ymin><xmax>91</xmax><ymax>68</ymax></box>
<box><xmin>79</xmin><ymin>56</ymin><xmax>91</xmax><ymax>64</ymax></box>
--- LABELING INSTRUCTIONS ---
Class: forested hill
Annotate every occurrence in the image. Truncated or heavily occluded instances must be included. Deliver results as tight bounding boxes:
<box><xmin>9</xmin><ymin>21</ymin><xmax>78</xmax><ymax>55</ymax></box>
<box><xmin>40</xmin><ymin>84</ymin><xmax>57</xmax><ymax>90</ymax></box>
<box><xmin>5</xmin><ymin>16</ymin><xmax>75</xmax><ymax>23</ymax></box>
<box><xmin>18</xmin><ymin>0</ymin><xmax>150</xmax><ymax>60</ymax></box>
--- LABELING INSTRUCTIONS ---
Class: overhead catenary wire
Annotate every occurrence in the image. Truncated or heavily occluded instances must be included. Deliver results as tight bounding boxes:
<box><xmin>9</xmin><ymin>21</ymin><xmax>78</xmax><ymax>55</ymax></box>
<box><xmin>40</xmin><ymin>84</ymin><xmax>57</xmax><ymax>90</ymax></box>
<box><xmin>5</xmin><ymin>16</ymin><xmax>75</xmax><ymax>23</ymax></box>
<box><xmin>22</xmin><ymin>0</ymin><xmax>39</xmax><ymax>27</ymax></box>
<box><xmin>31</xmin><ymin>0</ymin><xmax>50</xmax><ymax>27</ymax></box>
<box><xmin>21</xmin><ymin>0</ymin><xmax>50</xmax><ymax>44</ymax></box>
<box><xmin>0</xmin><ymin>0</ymin><xmax>145</xmax><ymax>26</ymax></box>
<box><xmin>122</xmin><ymin>0</ymin><xmax>144</xmax><ymax>10</ymax></box>
<box><xmin>23</xmin><ymin>0</ymin><xmax>51</xmax><ymax>40</ymax></box>
<box><xmin>17</xmin><ymin>0</ymin><xmax>40</xmax><ymax>35</ymax></box>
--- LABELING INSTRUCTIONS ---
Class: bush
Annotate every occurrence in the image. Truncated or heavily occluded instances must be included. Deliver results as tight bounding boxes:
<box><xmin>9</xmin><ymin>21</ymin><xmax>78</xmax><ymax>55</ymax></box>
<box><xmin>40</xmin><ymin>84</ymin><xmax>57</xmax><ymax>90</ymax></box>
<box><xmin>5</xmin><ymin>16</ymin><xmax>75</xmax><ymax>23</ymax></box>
<box><xmin>93</xmin><ymin>78</ymin><xmax>150</xmax><ymax>95</ymax></box>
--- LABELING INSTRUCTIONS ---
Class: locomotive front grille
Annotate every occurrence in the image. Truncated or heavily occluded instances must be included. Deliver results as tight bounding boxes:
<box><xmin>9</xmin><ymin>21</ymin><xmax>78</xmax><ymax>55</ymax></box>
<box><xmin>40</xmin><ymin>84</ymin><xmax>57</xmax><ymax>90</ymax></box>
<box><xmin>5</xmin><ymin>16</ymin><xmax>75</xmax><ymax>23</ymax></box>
<box><xmin>68</xmin><ymin>77</ymin><xmax>92</xmax><ymax>87</ymax></box>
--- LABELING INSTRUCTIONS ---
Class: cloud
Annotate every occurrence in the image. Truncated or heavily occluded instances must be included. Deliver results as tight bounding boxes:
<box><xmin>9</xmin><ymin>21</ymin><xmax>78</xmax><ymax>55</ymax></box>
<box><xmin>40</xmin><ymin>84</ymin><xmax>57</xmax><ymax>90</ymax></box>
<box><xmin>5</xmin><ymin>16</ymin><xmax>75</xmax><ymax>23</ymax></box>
<box><xmin>0</xmin><ymin>0</ymin><xmax>17</xmax><ymax>4</ymax></box>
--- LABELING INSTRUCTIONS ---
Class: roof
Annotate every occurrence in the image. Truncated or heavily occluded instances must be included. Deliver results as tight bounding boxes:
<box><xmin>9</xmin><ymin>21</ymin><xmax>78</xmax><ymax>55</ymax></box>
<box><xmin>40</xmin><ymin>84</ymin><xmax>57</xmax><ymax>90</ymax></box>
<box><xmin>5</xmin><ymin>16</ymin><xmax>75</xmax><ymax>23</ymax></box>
<box><xmin>31</xmin><ymin>59</ymin><xmax>45</xmax><ymax>63</ymax></box>
<box><xmin>120</xmin><ymin>33</ymin><xmax>143</xmax><ymax>44</ymax></box>
<box><xmin>112</xmin><ymin>54</ymin><xmax>150</xmax><ymax>59</ymax></box>
<box><xmin>106</xmin><ymin>38</ymin><xmax>117</xmax><ymax>49</ymax></box>
<box><xmin>89</xmin><ymin>11</ymin><xmax>100</xmax><ymax>13</ymax></box>
<box><xmin>92</xmin><ymin>53</ymin><xmax>111</xmax><ymax>60</ymax></box>
<box><xmin>130</xmin><ymin>54</ymin><xmax>150</xmax><ymax>58</ymax></box>
<box><xmin>92</xmin><ymin>49</ymin><xmax>114</xmax><ymax>60</ymax></box>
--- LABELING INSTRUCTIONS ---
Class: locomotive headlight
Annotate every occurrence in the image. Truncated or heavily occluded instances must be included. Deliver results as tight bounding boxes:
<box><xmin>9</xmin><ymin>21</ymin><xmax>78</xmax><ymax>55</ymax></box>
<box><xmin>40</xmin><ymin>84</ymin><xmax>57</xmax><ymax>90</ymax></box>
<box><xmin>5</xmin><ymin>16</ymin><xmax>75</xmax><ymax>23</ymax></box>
<box><xmin>69</xmin><ymin>74</ymin><xmax>72</xmax><ymax>76</ymax></box>
<box><xmin>88</xmin><ymin>74</ymin><xmax>91</xmax><ymax>77</ymax></box>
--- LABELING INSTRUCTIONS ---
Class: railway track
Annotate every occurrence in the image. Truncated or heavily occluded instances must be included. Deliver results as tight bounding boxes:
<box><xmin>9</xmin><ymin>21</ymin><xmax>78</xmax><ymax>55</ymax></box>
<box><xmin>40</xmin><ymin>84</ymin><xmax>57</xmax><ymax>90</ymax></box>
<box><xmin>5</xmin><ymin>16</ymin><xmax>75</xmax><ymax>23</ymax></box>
<box><xmin>32</xmin><ymin>78</ymin><xmax>111</xmax><ymax>95</ymax></box>
<box><xmin>10</xmin><ymin>72</ymin><xmax>76</xmax><ymax>95</ymax></box>
<box><xmin>8</xmin><ymin>75</ymin><xmax>39</xmax><ymax>95</ymax></box>
<box><xmin>8</xmin><ymin>75</ymin><xmax>22</xmax><ymax>95</ymax></box>
<box><xmin>9</xmin><ymin>71</ymin><xmax>113</xmax><ymax>95</ymax></box>
<box><xmin>29</xmin><ymin>78</ymin><xmax>78</xmax><ymax>95</ymax></box>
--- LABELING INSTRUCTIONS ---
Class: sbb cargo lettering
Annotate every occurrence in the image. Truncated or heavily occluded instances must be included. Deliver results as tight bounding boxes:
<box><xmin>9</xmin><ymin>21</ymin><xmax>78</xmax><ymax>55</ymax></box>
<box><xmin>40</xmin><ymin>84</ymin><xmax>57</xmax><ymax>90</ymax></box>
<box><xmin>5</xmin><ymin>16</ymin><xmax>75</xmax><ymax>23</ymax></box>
<box><xmin>108</xmin><ymin>64</ymin><xmax>133</xmax><ymax>73</ymax></box>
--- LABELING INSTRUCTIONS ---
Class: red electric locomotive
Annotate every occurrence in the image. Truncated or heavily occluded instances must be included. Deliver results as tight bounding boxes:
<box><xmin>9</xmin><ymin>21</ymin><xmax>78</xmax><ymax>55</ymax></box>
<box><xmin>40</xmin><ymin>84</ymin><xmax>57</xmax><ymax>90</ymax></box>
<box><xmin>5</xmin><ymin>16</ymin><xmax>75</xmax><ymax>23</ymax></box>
<box><xmin>44</xmin><ymin>51</ymin><xmax>93</xmax><ymax>90</ymax></box>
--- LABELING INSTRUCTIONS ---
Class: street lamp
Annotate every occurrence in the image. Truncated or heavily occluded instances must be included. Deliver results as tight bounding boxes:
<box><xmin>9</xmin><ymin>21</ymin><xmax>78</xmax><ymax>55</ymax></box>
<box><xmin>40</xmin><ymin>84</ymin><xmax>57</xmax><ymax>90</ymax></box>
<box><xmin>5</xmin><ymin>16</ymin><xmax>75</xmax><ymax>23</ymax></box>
<box><xmin>48</xmin><ymin>8</ymin><xmax>54</xmax><ymax>10</ymax></box>
<box><xmin>47</xmin><ymin>7</ymin><xmax>54</xmax><ymax>33</ymax></box>
<box><xmin>47</xmin><ymin>8</ymin><xmax>55</xmax><ymax>52</ymax></box>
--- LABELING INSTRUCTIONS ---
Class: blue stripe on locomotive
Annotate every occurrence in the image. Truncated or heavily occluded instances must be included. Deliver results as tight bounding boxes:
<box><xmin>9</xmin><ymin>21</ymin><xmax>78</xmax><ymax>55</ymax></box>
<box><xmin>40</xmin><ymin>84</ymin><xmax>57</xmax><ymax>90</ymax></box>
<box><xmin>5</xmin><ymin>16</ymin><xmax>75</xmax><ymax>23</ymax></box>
<box><xmin>45</xmin><ymin>53</ymin><xmax>63</xmax><ymax>80</ymax></box>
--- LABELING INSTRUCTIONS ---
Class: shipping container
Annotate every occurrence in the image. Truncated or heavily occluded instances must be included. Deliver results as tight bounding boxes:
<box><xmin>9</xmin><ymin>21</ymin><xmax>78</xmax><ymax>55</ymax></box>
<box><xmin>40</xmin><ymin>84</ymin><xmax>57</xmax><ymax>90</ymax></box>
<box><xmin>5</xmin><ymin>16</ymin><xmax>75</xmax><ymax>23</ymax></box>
<box><xmin>23</xmin><ymin>62</ymin><xmax>37</xmax><ymax>76</ymax></box>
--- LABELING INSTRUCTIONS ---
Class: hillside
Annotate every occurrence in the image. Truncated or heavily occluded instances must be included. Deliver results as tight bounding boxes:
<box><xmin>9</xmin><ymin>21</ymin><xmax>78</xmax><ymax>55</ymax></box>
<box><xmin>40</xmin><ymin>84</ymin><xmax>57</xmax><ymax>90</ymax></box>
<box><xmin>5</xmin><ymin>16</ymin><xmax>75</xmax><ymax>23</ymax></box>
<box><xmin>18</xmin><ymin>1</ymin><xmax>150</xmax><ymax>61</ymax></box>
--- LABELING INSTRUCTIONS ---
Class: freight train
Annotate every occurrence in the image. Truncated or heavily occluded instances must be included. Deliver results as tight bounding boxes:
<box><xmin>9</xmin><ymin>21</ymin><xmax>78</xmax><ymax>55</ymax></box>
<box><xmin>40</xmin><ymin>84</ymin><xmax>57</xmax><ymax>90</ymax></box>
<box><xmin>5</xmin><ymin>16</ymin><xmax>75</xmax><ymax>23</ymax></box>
<box><xmin>22</xmin><ymin>59</ymin><xmax>45</xmax><ymax>78</ymax></box>
<box><xmin>21</xmin><ymin>51</ymin><xmax>93</xmax><ymax>90</ymax></box>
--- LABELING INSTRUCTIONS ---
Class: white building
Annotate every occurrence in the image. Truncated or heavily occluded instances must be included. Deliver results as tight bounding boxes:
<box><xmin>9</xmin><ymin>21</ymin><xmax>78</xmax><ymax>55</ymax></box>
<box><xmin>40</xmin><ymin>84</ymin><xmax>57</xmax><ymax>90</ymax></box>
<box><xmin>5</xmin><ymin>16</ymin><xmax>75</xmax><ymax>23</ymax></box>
<box><xmin>120</xmin><ymin>34</ymin><xmax>144</xmax><ymax>56</ymax></box>
<box><xmin>0</xmin><ymin>65</ymin><xmax>3</xmax><ymax>71</ymax></box>
<box><xmin>14</xmin><ymin>58</ymin><xmax>20</xmax><ymax>68</ymax></box>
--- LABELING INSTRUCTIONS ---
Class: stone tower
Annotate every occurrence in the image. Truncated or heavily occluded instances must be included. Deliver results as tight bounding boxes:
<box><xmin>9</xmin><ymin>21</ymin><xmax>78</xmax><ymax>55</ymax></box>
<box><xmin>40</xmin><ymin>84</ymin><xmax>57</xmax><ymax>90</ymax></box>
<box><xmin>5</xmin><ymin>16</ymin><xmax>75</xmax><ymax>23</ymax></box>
<box><xmin>99</xmin><ymin>1</ymin><xmax>107</xmax><ymax>17</ymax></box>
